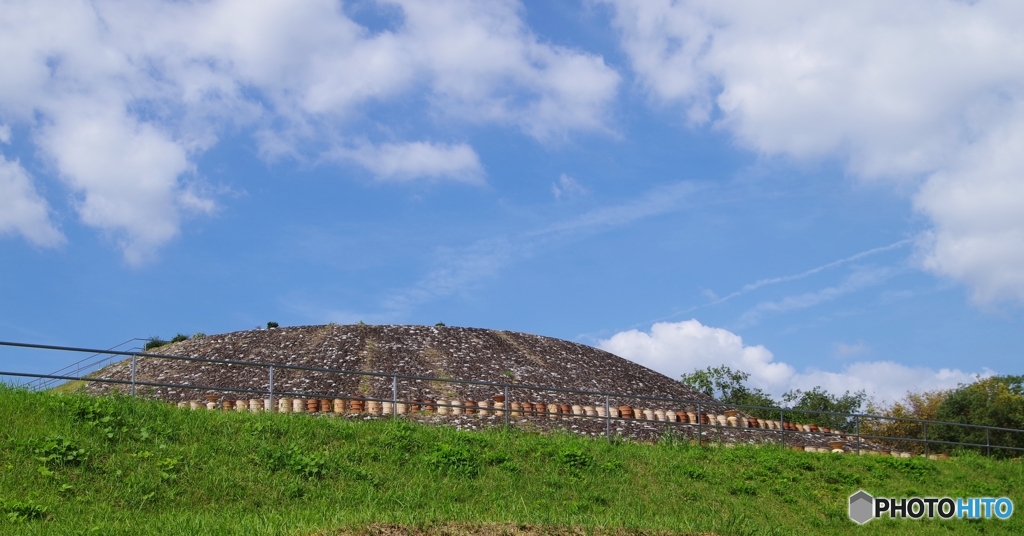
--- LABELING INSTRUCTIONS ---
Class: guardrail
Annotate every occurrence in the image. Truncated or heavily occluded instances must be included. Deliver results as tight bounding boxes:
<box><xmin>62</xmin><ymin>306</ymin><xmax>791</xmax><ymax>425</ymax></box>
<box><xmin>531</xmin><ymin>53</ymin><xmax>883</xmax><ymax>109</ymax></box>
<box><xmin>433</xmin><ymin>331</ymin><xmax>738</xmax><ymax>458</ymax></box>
<box><xmin>2</xmin><ymin>339</ymin><xmax>1021</xmax><ymax>457</ymax></box>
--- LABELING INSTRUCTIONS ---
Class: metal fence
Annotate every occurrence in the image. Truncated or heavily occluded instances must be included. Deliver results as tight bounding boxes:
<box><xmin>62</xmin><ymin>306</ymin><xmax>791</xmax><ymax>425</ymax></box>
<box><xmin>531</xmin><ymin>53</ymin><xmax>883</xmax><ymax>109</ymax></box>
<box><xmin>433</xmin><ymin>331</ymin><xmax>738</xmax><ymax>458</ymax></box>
<box><xmin>2</xmin><ymin>339</ymin><xmax>1022</xmax><ymax>457</ymax></box>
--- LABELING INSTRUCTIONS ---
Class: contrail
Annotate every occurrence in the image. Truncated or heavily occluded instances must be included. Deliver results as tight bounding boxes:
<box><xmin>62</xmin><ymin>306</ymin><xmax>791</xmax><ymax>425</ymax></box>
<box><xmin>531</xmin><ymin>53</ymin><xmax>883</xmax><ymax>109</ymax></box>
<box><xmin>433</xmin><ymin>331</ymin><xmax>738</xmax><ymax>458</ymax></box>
<box><xmin>706</xmin><ymin>238</ymin><xmax>914</xmax><ymax>305</ymax></box>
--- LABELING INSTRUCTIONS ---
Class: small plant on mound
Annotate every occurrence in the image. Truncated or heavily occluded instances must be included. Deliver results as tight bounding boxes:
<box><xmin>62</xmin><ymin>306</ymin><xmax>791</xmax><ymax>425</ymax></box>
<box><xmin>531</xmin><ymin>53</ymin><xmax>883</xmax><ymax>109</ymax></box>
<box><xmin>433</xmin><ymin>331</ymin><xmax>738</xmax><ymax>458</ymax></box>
<box><xmin>0</xmin><ymin>498</ymin><xmax>49</xmax><ymax>524</ymax></box>
<box><xmin>267</xmin><ymin>321</ymin><xmax>279</xmax><ymax>329</ymax></box>
<box><xmin>34</xmin><ymin>435</ymin><xmax>88</xmax><ymax>470</ymax></box>
<box><xmin>259</xmin><ymin>445</ymin><xmax>330</xmax><ymax>480</ymax></box>
<box><xmin>169</xmin><ymin>333</ymin><xmax>188</xmax><ymax>343</ymax></box>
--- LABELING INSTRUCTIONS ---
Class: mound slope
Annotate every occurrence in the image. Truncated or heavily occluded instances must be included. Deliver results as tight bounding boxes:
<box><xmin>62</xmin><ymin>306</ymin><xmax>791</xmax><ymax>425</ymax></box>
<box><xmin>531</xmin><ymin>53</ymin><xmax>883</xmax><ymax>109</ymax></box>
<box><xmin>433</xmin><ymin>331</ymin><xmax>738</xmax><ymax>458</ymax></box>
<box><xmin>88</xmin><ymin>324</ymin><xmax>714</xmax><ymax>408</ymax></box>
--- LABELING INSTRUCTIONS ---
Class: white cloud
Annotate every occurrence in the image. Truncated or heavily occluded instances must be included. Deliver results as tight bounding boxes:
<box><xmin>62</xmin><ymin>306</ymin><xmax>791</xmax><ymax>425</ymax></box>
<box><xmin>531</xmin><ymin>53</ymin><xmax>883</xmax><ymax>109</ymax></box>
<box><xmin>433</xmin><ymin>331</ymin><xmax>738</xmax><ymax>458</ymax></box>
<box><xmin>599</xmin><ymin>319</ymin><xmax>987</xmax><ymax>403</ymax></box>
<box><xmin>604</xmin><ymin>0</ymin><xmax>1024</xmax><ymax>304</ymax></box>
<box><xmin>551</xmin><ymin>173</ymin><xmax>588</xmax><ymax>200</ymax></box>
<box><xmin>0</xmin><ymin>0</ymin><xmax>619</xmax><ymax>261</ymax></box>
<box><xmin>0</xmin><ymin>154</ymin><xmax>64</xmax><ymax>247</ymax></box>
<box><xmin>330</xmin><ymin>141</ymin><xmax>484</xmax><ymax>183</ymax></box>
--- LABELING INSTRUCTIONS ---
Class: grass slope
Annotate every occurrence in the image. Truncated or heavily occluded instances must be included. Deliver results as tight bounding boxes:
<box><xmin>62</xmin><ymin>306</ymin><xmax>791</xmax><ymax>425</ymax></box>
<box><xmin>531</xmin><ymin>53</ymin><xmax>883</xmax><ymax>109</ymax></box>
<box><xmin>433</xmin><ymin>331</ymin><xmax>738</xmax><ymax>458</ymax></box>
<box><xmin>0</xmin><ymin>387</ymin><xmax>1021</xmax><ymax>535</ymax></box>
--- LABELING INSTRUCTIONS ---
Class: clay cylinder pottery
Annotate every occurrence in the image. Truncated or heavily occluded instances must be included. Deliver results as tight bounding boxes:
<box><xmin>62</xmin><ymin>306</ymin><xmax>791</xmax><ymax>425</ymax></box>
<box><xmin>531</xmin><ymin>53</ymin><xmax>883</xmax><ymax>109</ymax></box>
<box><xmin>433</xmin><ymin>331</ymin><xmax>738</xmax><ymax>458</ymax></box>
<box><xmin>560</xmin><ymin>404</ymin><xmax>572</xmax><ymax>417</ymax></box>
<box><xmin>263</xmin><ymin>398</ymin><xmax>272</xmax><ymax>411</ymax></box>
<box><xmin>382</xmin><ymin>401</ymin><xmax>394</xmax><ymax>415</ymax></box>
<box><xmin>333</xmin><ymin>398</ymin><xmax>346</xmax><ymax>414</ymax></box>
<box><xmin>724</xmin><ymin>409</ymin><xmax>739</xmax><ymax>418</ymax></box>
<box><xmin>583</xmin><ymin>406</ymin><xmax>596</xmax><ymax>417</ymax></box>
<box><xmin>642</xmin><ymin>409</ymin><xmax>654</xmax><ymax>420</ymax></box>
<box><xmin>509</xmin><ymin>402</ymin><xmax>522</xmax><ymax>416</ymax></box>
<box><xmin>175</xmin><ymin>401</ymin><xmax>187</xmax><ymax>409</ymax></box>
<box><xmin>676</xmin><ymin>411</ymin><xmax>689</xmax><ymax>423</ymax></box>
<box><xmin>666</xmin><ymin>410</ymin><xmax>679</xmax><ymax>423</ymax></box>
<box><xmin>278</xmin><ymin>398</ymin><xmax>290</xmax><ymax>413</ymax></box>
<box><xmin>410</xmin><ymin>400</ymin><xmax>421</xmax><ymax>412</ymax></box>
<box><xmin>809</xmin><ymin>424</ymin><xmax>819</xmax><ymax>433</ymax></box>
<box><xmin>618</xmin><ymin>405</ymin><xmax>633</xmax><ymax>419</ymax></box>
<box><xmin>204</xmin><ymin>402</ymin><xmax>216</xmax><ymax>410</ymax></box>
<box><xmin>492</xmin><ymin>395</ymin><xmax>506</xmax><ymax>403</ymax></box>
<box><xmin>937</xmin><ymin>453</ymin><xmax>950</xmax><ymax>460</ymax></box>
<box><xmin>435</xmin><ymin>399</ymin><xmax>449</xmax><ymax>415</ymax></box>
<box><xmin>366</xmin><ymin>400</ymin><xmax>381</xmax><ymax>415</ymax></box>
<box><xmin>803</xmin><ymin>424</ymin><xmax>812</xmax><ymax>433</ymax></box>
<box><xmin>609</xmin><ymin>407</ymin><xmax>620</xmax><ymax>418</ymax></box>
<box><xmin>726</xmin><ymin>416</ymin><xmax>738</xmax><ymax>427</ymax></box>
<box><xmin>476</xmin><ymin>400</ymin><xmax>489</xmax><ymax>416</ymax></box>
<box><xmin>320</xmin><ymin>399</ymin><xmax>331</xmax><ymax>413</ymax></box>
<box><xmin>249</xmin><ymin>399</ymin><xmax>262</xmax><ymax>412</ymax></box>
<box><xmin>205</xmin><ymin>395</ymin><xmax>220</xmax><ymax>404</ymax></box>
<box><xmin>595</xmin><ymin>406</ymin><xmax>606</xmax><ymax>417</ymax></box>
<box><xmin>461</xmin><ymin>400</ymin><xmax>475</xmax><ymax>415</ymax></box>
<box><xmin>189</xmin><ymin>401</ymin><xmax>201</xmax><ymax>410</ymax></box>
<box><xmin>828</xmin><ymin>440</ymin><xmax>847</xmax><ymax>451</ymax></box>
<box><xmin>450</xmin><ymin>400</ymin><xmax>464</xmax><ymax>415</ymax></box>
<box><xmin>654</xmin><ymin>409</ymin><xmax>666</xmax><ymax>421</ymax></box>
<box><xmin>349</xmin><ymin>398</ymin><xmax>365</xmax><ymax>414</ymax></box>
<box><xmin>222</xmin><ymin>400</ymin><xmax>233</xmax><ymax>411</ymax></box>
<box><xmin>397</xmin><ymin>402</ymin><xmax>408</xmax><ymax>414</ymax></box>
<box><xmin>292</xmin><ymin>398</ymin><xmax>305</xmax><ymax>413</ymax></box>
<box><xmin>686</xmin><ymin>411</ymin><xmax>697</xmax><ymax>424</ymax></box>
<box><xmin>790</xmin><ymin>445</ymin><xmax>805</xmax><ymax>451</ymax></box>
<box><xmin>533</xmin><ymin>402</ymin><xmax>545</xmax><ymax>417</ymax></box>
<box><xmin>757</xmin><ymin>418</ymin><xmax>767</xmax><ymax>428</ymax></box>
<box><xmin>737</xmin><ymin>416</ymin><xmax>747</xmax><ymax>427</ymax></box>
<box><xmin>306</xmin><ymin>399</ymin><xmax>319</xmax><ymax>413</ymax></box>
<box><xmin>235</xmin><ymin>400</ymin><xmax>247</xmax><ymax>412</ymax></box>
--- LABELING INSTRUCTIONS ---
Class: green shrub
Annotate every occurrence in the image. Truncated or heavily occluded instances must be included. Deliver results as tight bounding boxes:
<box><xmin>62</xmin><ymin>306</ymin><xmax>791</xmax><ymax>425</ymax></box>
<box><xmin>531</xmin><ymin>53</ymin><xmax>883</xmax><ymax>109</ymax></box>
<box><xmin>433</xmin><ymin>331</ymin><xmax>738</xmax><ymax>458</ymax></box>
<box><xmin>144</xmin><ymin>336</ymin><xmax>168</xmax><ymax>350</ymax></box>
<box><xmin>266</xmin><ymin>321</ymin><xmax>279</xmax><ymax>329</ymax></box>
<box><xmin>169</xmin><ymin>333</ymin><xmax>188</xmax><ymax>343</ymax></box>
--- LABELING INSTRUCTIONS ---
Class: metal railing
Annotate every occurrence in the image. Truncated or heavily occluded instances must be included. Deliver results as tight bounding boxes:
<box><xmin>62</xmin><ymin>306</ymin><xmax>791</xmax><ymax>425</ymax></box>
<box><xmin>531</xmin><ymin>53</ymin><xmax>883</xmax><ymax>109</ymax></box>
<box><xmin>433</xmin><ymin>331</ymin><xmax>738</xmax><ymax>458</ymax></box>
<box><xmin>2</xmin><ymin>339</ymin><xmax>1022</xmax><ymax>457</ymax></box>
<box><xmin>25</xmin><ymin>338</ymin><xmax>147</xmax><ymax>391</ymax></box>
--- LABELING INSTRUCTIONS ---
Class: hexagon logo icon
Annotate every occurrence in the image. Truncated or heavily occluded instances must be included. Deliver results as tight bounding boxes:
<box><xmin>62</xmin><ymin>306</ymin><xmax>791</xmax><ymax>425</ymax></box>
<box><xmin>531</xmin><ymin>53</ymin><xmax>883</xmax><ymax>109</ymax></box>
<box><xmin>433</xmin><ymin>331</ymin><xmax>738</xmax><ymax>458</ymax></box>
<box><xmin>849</xmin><ymin>490</ymin><xmax>874</xmax><ymax>525</ymax></box>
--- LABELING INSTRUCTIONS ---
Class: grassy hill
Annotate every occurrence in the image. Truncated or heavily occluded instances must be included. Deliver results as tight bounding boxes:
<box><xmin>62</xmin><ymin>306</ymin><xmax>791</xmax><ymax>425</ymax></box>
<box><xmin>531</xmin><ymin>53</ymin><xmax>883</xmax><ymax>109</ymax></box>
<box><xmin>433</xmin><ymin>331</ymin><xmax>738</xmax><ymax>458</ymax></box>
<box><xmin>0</xmin><ymin>386</ymin><xmax>1021</xmax><ymax>535</ymax></box>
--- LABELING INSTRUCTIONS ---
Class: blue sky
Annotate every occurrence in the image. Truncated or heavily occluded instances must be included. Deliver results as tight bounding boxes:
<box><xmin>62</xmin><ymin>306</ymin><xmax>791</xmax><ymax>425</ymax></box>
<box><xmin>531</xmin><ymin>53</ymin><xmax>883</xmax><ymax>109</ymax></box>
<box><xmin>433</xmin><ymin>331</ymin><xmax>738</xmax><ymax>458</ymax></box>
<box><xmin>2</xmin><ymin>0</ymin><xmax>1023</xmax><ymax>402</ymax></box>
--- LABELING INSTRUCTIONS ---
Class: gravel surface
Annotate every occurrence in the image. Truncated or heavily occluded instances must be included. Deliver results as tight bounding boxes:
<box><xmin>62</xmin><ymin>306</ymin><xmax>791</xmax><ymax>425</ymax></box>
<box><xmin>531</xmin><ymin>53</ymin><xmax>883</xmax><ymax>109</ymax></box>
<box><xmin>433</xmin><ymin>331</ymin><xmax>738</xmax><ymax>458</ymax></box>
<box><xmin>84</xmin><ymin>324</ymin><xmax>877</xmax><ymax>451</ymax></box>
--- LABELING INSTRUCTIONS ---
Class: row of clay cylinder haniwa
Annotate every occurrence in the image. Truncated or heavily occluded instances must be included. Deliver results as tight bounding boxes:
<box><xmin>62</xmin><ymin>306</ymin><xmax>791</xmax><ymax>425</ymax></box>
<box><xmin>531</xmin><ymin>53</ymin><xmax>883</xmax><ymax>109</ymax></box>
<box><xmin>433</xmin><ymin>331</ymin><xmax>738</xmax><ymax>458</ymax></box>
<box><xmin>173</xmin><ymin>397</ymin><xmax>840</xmax><ymax>434</ymax></box>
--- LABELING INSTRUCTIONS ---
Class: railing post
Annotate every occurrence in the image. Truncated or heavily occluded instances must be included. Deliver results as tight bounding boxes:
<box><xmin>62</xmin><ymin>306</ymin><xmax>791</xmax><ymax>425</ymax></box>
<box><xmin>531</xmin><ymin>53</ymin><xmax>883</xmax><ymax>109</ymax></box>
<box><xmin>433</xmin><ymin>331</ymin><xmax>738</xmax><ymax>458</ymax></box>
<box><xmin>986</xmin><ymin>428</ymin><xmax>991</xmax><ymax>457</ymax></box>
<box><xmin>697</xmin><ymin>402</ymin><xmax>702</xmax><ymax>446</ymax></box>
<box><xmin>130</xmin><ymin>354</ymin><xmax>137</xmax><ymax>396</ymax></box>
<box><xmin>923</xmin><ymin>422</ymin><xmax>929</xmax><ymax>457</ymax></box>
<box><xmin>503</xmin><ymin>384</ymin><xmax>509</xmax><ymax>427</ymax></box>
<box><xmin>855</xmin><ymin>415</ymin><xmax>861</xmax><ymax>455</ymax></box>
<box><xmin>392</xmin><ymin>375</ymin><xmax>398</xmax><ymax>419</ymax></box>
<box><xmin>780</xmin><ymin>409</ymin><xmax>786</xmax><ymax>448</ymax></box>
<box><xmin>268</xmin><ymin>366</ymin><xmax>274</xmax><ymax>413</ymax></box>
<box><xmin>605</xmin><ymin>395</ymin><xmax>610</xmax><ymax>441</ymax></box>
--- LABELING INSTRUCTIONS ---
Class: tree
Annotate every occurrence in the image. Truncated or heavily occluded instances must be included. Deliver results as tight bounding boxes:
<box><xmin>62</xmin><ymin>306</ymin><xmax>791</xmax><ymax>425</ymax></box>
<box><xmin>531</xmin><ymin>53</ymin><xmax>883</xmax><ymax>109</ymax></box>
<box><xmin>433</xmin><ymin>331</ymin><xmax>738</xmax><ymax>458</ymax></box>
<box><xmin>680</xmin><ymin>366</ymin><xmax>779</xmax><ymax>418</ymax></box>
<box><xmin>932</xmin><ymin>375</ymin><xmax>1024</xmax><ymax>456</ymax></box>
<box><xmin>861</xmin><ymin>389</ymin><xmax>951</xmax><ymax>453</ymax></box>
<box><xmin>781</xmin><ymin>386</ymin><xmax>865</xmax><ymax>432</ymax></box>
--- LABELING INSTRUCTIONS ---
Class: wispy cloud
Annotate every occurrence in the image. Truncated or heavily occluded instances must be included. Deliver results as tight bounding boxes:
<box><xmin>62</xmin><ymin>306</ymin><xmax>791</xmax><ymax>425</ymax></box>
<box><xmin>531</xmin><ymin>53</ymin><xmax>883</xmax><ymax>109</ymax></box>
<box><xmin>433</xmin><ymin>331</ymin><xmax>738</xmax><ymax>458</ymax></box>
<box><xmin>736</xmin><ymin>266</ymin><xmax>901</xmax><ymax>327</ymax></box>
<box><xmin>373</xmin><ymin>181</ymin><xmax>699</xmax><ymax>317</ymax></box>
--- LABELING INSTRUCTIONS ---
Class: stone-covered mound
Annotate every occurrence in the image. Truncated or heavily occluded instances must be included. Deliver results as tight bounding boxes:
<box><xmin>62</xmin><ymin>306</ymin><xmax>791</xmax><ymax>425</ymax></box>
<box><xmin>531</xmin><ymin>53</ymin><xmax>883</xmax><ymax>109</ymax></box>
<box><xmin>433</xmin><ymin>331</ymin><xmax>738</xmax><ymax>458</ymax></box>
<box><xmin>87</xmin><ymin>324</ymin><xmax>717</xmax><ymax>408</ymax></box>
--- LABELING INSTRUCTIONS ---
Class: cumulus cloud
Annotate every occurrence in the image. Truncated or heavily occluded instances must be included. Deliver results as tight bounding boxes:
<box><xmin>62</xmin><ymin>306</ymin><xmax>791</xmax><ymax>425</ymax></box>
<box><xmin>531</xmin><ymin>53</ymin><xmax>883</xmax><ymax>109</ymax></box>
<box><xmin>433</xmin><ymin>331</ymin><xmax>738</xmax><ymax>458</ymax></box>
<box><xmin>0</xmin><ymin>0</ymin><xmax>619</xmax><ymax>261</ymax></box>
<box><xmin>329</xmin><ymin>141</ymin><xmax>484</xmax><ymax>183</ymax></box>
<box><xmin>0</xmin><ymin>154</ymin><xmax>64</xmax><ymax>247</ymax></box>
<box><xmin>599</xmin><ymin>319</ymin><xmax>987</xmax><ymax>403</ymax></box>
<box><xmin>604</xmin><ymin>0</ymin><xmax>1024</xmax><ymax>304</ymax></box>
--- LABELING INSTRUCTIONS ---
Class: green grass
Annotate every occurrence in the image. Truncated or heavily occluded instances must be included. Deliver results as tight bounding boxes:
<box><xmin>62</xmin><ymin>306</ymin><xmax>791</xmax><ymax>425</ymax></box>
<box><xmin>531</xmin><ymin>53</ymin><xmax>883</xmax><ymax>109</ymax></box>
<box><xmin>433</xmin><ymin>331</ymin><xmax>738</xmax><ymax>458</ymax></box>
<box><xmin>0</xmin><ymin>386</ymin><xmax>1021</xmax><ymax>535</ymax></box>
